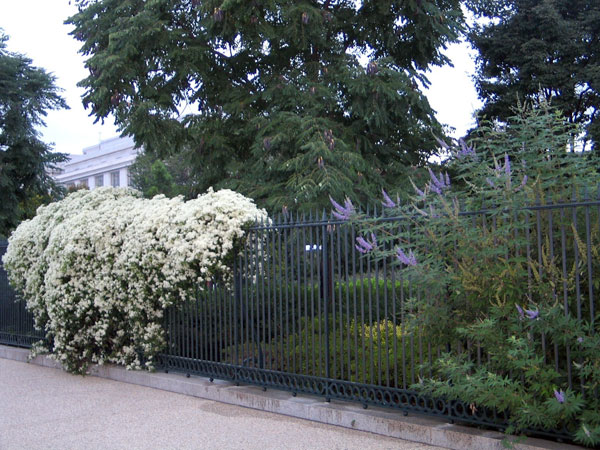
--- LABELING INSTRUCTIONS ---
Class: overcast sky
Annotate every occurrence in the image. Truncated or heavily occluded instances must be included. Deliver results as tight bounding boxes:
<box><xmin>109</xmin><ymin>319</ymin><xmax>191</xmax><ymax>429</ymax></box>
<box><xmin>1</xmin><ymin>1</ymin><xmax>482</xmax><ymax>155</ymax></box>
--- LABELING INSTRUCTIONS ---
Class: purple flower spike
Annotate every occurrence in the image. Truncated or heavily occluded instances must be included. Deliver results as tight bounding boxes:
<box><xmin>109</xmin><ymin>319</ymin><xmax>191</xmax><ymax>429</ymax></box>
<box><xmin>330</xmin><ymin>196</ymin><xmax>346</xmax><ymax>213</ymax></box>
<box><xmin>525</xmin><ymin>308</ymin><xmax>539</xmax><ymax>320</ymax></box>
<box><xmin>356</xmin><ymin>236</ymin><xmax>372</xmax><ymax>249</ymax></box>
<box><xmin>427</xmin><ymin>168</ymin><xmax>450</xmax><ymax>195</ymax></box>
<box><xmin>577</xmin><ymin>337</ymin><xmax>584</xmax><ymax>343</ymax></box>
<box><xmin>356</xmin><ymin>234</ymin><xmax>377</xmax><ymax>254</ymax></box>
<box><xmin>344</xmin><ymin>197</ymin><xmax>354</xmax><ymax>211</ymax></box>
<box><xmin>355</xmin><ymin>244</ymin><xmax>368</xmax><ymax>254</ymax></box>
<box><xmin>434</xmin><ymin>136</ymin><xmax>449</xmax><ymax>151</ymax></box>
<box><xmin>516</xmin><ymin>304</ymin><xmax>525</xmax><ymax>319</ymax></box>
<box><xmin>382</xmin><ymin>189</ymin><xmax>396</xmax><ymax>208</ymax></box>
<box><xmin>494</xmin><ymin>158</ymin><xmax>502</xmax><ymax>173</ymax></box>
<box><xmin>330</xmin><ymin>196</ymin><xmax>355</xmax><ymax>221</ymax></box>
<box><xmin>396</xmin><ymin>248</ymin><xmax>417</xmax><ymax>266</ymax></box>
<box><xmin>514</xmin><ymin>175</ymin><xmax>528</xmax><ymax>192</ymax></box>
<box><xmin>356</xmin><ymin>236</ymin><xmax>373</xmax><ymax>253</ymax></box>
<box><xmin>486</xmin><ymin>178</ymin><xmax>496</xmax><ymax>188</ymax></box>
<box><xmin>407</xmin><ymin>250</ymin><xmax>417</xmax><ymax>266</ymax></box>
<box><xmin>428</xmin><ymin>168</ymin><xmax>442</xmax><ymax>187</ymax></box>
<box><xmin>554</xmin><ymin>390</ymin><xmax>565</xmax><ymax>404</ymax></box>
<box><xmin>583</xmin><ymin>425</ymin><xmax>591</xmax><ymax>438</ymax></box>
<box><xmin>430</xmin><ymin>184</ymin><xmax>442</xmax><ymax>195</ymax></box>
<box><xmin>457</xmin><ymin>138</ymin><xmax>476</xmax><ymax>159</ymax></box>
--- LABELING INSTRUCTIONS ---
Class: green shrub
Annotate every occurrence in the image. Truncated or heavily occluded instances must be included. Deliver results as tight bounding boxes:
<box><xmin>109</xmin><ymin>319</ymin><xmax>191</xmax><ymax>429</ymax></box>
<box><xmin>350</xmin><ymin>101</ymin><xmax>600</xmax><ymax>445</ymax></box>
<box><xmin>219</xmin><ymin>313</ymin><xmax>425</xmax><ymax>388</ymax></box>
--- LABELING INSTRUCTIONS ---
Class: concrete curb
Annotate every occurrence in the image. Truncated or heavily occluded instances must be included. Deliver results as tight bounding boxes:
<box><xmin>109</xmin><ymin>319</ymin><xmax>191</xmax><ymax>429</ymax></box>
<box><xmin>0</xmin><ymin>345</ymin><xmax>581</xmax><ymax>450</ymax></box>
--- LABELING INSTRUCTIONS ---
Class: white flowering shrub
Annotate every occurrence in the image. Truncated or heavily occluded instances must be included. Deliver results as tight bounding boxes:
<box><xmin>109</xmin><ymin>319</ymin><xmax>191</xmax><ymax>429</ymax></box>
<box><xmin>3</xmin><ymin>187</ymin><xmax>267</xmax><ymax>373</ymax></box>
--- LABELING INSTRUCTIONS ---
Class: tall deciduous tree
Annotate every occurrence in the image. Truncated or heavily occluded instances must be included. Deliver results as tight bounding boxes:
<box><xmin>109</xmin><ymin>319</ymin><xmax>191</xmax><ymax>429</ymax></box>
<box><xmin>0</xmin><ymin>32</ymin><xmax>67</xmax><ymax>237</ymax></box>
<box><xmin>467</xmin><ymin>0</ymin><xmax>600</xmax><ymax>151</ymax></box>
<box><xmin>68</xmin><ymin>0</ymin><xmax>463</xmax><ymax>211</ymax></box>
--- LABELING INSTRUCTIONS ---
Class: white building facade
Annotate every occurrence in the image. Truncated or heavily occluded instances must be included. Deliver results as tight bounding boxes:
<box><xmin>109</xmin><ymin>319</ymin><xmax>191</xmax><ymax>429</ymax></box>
<box><xmin>53</xmin><ymin>136</ymin><xmax>139</xmax><ymax>190</ymax></box>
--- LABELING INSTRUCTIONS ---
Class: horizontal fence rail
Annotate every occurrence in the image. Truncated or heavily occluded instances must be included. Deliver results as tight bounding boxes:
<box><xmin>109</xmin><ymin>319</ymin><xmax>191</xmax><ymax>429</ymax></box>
<box><xmin>1</xmin><ymin>193</ymin><xmax>598</xmax><ymax>443</ymax></box>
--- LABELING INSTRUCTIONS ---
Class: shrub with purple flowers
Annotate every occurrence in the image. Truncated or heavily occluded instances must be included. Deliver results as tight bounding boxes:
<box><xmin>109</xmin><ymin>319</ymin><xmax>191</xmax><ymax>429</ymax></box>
<box><xmin>343</xmin><ymin>101</ymin><xmax>600</xmax><ymax>446</ymax></box>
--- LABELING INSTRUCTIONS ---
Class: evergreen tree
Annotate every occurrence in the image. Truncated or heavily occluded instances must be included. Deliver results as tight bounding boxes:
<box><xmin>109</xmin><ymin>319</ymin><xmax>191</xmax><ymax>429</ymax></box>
<box><xmin>467</xmin><ymin>0</ymin><xmax>600</xmax><ymax>151</ymax></box>
<box><xmin>68</xmin><ymin>0</ymin><xmax>463</xmax><ymax>211</ymax></box>
<box><xmin>129</xmin><ymin>149</ymin><xmax>202</xmax><ymax>199</ymax></box>
<box><xmin>0</xmin><ymin>32</ymin><xmax>67</xmax><ymax>237</ymax></box>
<box><xmin>144</xmin><ymin>160</ymin><xmax>176</xmax><ymax>198</ymax></box>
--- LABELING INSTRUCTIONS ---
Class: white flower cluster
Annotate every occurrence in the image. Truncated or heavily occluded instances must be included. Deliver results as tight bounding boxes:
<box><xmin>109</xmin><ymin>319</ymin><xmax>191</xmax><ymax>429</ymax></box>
<box><xmin>3</xmin><ymin>187</ymin><xmax>267</xmax><ymax>373</ymax></box>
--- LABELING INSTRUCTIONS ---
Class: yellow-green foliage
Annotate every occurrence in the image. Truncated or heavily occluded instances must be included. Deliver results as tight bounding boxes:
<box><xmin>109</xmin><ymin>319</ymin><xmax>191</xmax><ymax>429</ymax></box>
<box><xmin>219</xmin><ymin>315</ymin><xmax>418</xmax><ymax>387</ymax></box>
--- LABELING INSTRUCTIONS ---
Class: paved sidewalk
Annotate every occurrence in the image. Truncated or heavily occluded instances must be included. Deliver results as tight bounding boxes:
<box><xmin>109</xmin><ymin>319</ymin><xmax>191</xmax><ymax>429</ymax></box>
<box><xmin>0</xmin><ymin>358</ymin><xmax>441</xmax><ymax>450</ymax></box>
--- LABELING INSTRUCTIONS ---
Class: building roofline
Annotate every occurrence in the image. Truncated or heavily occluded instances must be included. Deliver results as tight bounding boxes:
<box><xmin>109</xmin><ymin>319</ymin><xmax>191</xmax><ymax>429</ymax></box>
<box><xmin>81</xmin><ymin>135</ymin><xmax>130</xmax><ymax>153</ymax></box>
<box><xmin>59</xmin><ymin>136</ymin><xmax>139</xmax><ymax>169</ymax></box>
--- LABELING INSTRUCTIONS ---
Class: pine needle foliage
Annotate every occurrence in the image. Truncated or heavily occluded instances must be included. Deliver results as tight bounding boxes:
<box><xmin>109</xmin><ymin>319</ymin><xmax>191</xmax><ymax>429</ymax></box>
<box><xmin>0</xmin><ymin>31</ymin><xmax>67</xmax><ymax>237</ymax></box>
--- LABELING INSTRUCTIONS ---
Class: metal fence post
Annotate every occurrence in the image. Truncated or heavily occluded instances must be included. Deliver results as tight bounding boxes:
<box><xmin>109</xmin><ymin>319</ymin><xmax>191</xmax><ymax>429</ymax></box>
<box><xmin>233</xmin><ymin>259</ymin><xmax>240</xmax><ymax>384</ymax></box>
<box><xmin>321</xmin><ymin>212</ymin><xmax>331</xmax><ymax>401</ymax></box>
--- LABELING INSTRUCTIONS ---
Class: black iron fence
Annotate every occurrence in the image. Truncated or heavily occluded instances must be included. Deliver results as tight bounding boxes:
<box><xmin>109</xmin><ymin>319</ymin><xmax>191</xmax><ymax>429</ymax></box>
<box><xmin>0</xmin><ymin>241</ymin><xmax>44</xmax><ymax>347</ymax></box>
<box><xmin>157</xmin><ymin>195</ymin><xmax>599</xmax><ymax>442</ymax></box>
<box><xmin>1</xmin><ymin>193</ymin><xmax>598</xmax><ymax>442</ymax></box>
